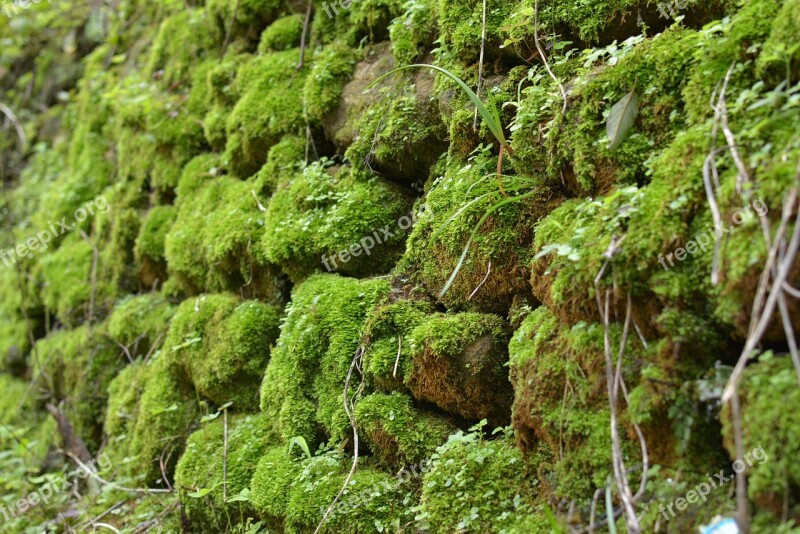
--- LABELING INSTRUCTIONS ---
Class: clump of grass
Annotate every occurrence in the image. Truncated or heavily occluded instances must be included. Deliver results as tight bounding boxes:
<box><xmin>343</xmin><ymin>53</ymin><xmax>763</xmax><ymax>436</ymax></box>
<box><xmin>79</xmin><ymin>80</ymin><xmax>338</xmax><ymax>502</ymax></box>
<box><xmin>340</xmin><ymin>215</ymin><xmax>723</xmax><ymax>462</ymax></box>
<box><xmin>368</xmin><ymin>65</ymin><xmax>540</xmax><ymax>298</ymax></box>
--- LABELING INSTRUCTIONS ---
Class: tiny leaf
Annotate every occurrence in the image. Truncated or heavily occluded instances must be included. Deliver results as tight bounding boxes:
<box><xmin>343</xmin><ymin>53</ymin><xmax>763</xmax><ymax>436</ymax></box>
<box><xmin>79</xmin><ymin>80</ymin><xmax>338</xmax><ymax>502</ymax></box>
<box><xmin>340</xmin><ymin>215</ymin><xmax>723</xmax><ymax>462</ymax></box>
<box><xmin>606</xmin><ymin>90</ymin><xmax>639</xmax><ymax>150</ymax></box>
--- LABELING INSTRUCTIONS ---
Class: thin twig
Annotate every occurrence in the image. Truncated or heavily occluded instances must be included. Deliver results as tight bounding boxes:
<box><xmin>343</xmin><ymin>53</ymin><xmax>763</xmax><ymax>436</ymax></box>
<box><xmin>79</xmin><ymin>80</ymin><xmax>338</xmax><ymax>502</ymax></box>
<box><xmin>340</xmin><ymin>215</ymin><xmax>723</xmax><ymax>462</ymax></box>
<box><xmin>473</xmin><ymin>0</ymin><xmax>487</xmax><ymax>130</ymax></box>
<box><xmin>315</xmin><ymin>347</ymin><xmax>364</xmax><ymax>534</ymax></box>
<box><xmin>392</xmin><ymin>336</ymin><xmax>403</xmax><ymax>378</ymax></box>
<box><xmin>534</xmin><ymin>0</ymin><xmax>567</xmax><ymax>116</ymax></box>
<box><xmin>468</xmin><ymin>260</ymin><xmax>492</xmax><ymax>300</ymax></box>
<box><xmin>297</xmin><ymin>2</ymin><xmax>312</xmax><ymax>70</ymax></box>
<box><xmin>0</xmin><ymin>101</ymin><xmax>27</xmax><ymax>150</ymax></box>
<box><xmin>64</xmin><ymin>452</ymin><xmax>172</xmax><ymax>495</ymax></box>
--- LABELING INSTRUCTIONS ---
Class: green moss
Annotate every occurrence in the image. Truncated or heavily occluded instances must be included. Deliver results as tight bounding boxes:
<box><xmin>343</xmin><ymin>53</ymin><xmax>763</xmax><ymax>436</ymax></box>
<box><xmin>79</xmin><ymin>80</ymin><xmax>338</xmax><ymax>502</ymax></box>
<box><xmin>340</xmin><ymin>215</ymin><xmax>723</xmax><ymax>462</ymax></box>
<box><xmin>355</xmin><ymin>392</ymin><xmax>455</xmax><ymax>468</ymax></box>
<box><xmin>259</xmin><ymin>14</ymin><xmax>304</xmax><ymax>53</ymax></box>
<box><xmin>403</xmin><ymin>312</ymin><xmax>513</xmax><ymax>423</ymax></box>
<box><xmin>252</xmin><ymin>135</ymin><xmax>306</xmax><ymax>196</ymax></box>
<box><xmin>107</xmin><ymin>293</ymin><xmax>175</xmax><ymax>358</ymax></box>
<box><xmin>400</xmin><ymin>156</ymin><xmax>558</xmax><ymax>314</ymax></box>
<box><xmin>250</xmin><ymin>445</ymin><xmax>302</xmax><ymax>524</ymax></box>
<box><xmin>175</xmin><ymin>413</ymin><xmax>274</xmax><ymax>529</ymax></box>
<box><xmin>103</xmin><ymin>360</ymin><xmax>150</xmax><ymax>469</ymax></box>
<box><xmin>176</xmin><ymin>153</ymin><xmax>225</xmax><ymax>199</ymax></box>
<box><xmin>134</xmin><ymin>205</ymin><xmax>176</xmax><ymax>268</ymax></box>
<box><xmin>722</xmin><ymin>355</ymin><xmax>800</xmax><ymax>518</ymax></box>
<box><xmin>417</xmin><ymin>427</ymin><xmax>536</xmax><ymax>533</ymax></box>
<box><xmin>263</xmin><ymin>163</ymin><xmax>414</xmax><ymax>281</ymax></box>
<box><xmin>342</xmin><ymin>78</ymin><xmax>447</xmax><ymax>183</ymax></box>
<box><xmin>260</xmin><ymin>274</ymin><xmax>389</xmax><ymax>444</ymax></box>
<box><xmin>389</xmin><ymin>0</ymin><xmax>439</xmax><ymax>65</ymax></box>
<box><xmin>35</xmin><ymin>235</ymin><xmax>115</xmax><ymax>326</ymax></box>
<box><xmin>33</xmin><ymin>324</ymin><xmax>124</xmax><ymax>451</ymax></box>
<box><xmin>302</xmin><ymin>43</ymin><xmax>358</xmax><ymax>123</ymax></box>
<box><xmin>284</xmin><ymin>452</ymin><xmax>415</xmax><ymax>534</ymax></box>
<box><xmin>165</xmin><ymin>294</ymin><xmax>281</xmax><ymax>411</ymax></box>
<box><xmin>147</xmin><ymin>9</ymin><xmax>221</xmax><ymax>87</ymax></box>
<box><xmin>225</xmin><ymin>50</ymin><xmax>309</xmax><ymax>177</ymax></box>
<box><xmin>128</xmin><ymin>354</ymin><xmax>199</xmax><ymax>487</ymax></box>
<box><xmin>362</xmin><ymin>298</ymin><xmax>434</xmax><ymax>392</ymax></box>
<box><xmin>166</xmin><ymin>175</ymin><xmax>285</xmax><ymax>300</ymax></box>
<box><xmin>206</xmin><ymin>0</ymin><xmax>283</xmax><ymax>43</ymax></box>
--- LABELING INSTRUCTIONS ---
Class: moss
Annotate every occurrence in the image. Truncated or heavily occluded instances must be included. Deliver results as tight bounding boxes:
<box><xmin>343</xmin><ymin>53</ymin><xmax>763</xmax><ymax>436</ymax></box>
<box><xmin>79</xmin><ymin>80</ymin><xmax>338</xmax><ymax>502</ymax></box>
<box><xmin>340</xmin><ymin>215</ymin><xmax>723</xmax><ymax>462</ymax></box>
<box><xmin>417</xmin><ymin>427</ymin><xmax>536</xmax><ymax>533</ymax></box>
<box><xmin>147</xmin><ymin>9</ymin><xmax>221</xmax><ymax>87</ymax></box>
<box><xmin>174</xmin><ymin>413</ymin><xmax>274</xmax><ymax>529</ymax></box>
<box><xmin>102</xmin><ymin>360</ymin><xmax>150</xmax><ymax>469</ymax></box>
<box><xmin>128</xmin><ymin>353</ymin><xmax>199</xmax><ymax>487</ymax></box>
<box><xmin>722</xmin><ymin>355</ymin><xmax>800</xmax><ymax>519</ymax></box>
<box><xmin>303</xmin><ymin>43</ymin><xmax>358</xmax><ymax>124</ymax></box>
<box><xmin>176</xmin><ymin>153</ymin><xmax>225</xmax><ymax>199</ymax></box>
<box><xmin>33</xmin><ymin>325</ymin><xmax>124</xmax><ymax>451</ymax></box>
<box><xmin>134</xmin><ymin>206</ymin><xmax>177</xmax><ymax>285</ymax></box>
<box><xmin>35</xmin><ymin>235</ymin><xmax>115</xmax><ymax>326</ymax></box>
<box><xmin>250</xmin><ymin>445</ymin><xmax>302</xmax><ymax>524</ymax></box>
<box><xmin>283</xmin><ymin>452</ymin><xmax>415</xmax><ymax>534</ymax></box>
<box><xmin>206</xmin><ymin>0</ymin><xmax>283</xmax><ymax>44</ymax></box>
<box><xmin>260</xmin><ymin>274</ymin><xmax>389</xmax><ymax>445</ymax></box>
<box><xmin>400</xmin><ymin>156</ymin><xmax>559</xmax><ymax>315</ymax></box>
<box><xmin>165</xmin><ymin>294</ymin><xmax>281</xmax><ymax>411</ymax></box>
<box><xmin>388</xmin><ymin>0</ymin><xmax>439</xmax><ymax>65</ymax></box>
<box><xmin>107</xmin><ymin>293</ymin><xmax>175</xmax><ymax>358</ymax></box>
<box><xmin>362</xmin><ymin>298</ymin><xmax>434</xmax><ymax>392</ymax></box>
<box><xmin>225</xmin><ymin>50</ymin><xmax>309</xmax><ymax>177</ymax></box>
<box><xmin>252</xmin><ymin>135</ymin><xmax>306</xmax><ymax>196</ymax></box>
<box><xmin>342</xmin><ymin>76</ymin><xmax>447</xmax><ymax>184</ymax></box>
<box><xmin>259</xmin><ymin>14</ymin><xmax>305</xmax><ymax>53</ymax></box>
<box><xmin>165</xmin><ymin>175</ymin><xmax>286</xmax><ymax>300</ymax></box>
<box><xmin>263</xmin><ymin>163</ymin><xmax>414</xmax><ymax>281</ymax></box>
<box><xmin>355</xmin><ymin>392</ymin><xmax>455</xmax><ymax>468</ymax></box>
<box><xmin>404</xmin><ymin>312</ymin><xmax>513</xmax><ymax>424</ymax></box>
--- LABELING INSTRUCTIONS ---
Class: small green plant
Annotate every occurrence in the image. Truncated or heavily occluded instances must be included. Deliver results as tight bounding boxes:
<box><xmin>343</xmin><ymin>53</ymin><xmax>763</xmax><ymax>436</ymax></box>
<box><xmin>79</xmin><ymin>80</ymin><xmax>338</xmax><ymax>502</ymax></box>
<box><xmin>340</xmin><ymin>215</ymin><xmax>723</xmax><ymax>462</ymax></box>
<box><xmin>368</xmin><ymin>66</ymin><xmax>542</xmax><ymax>298</ymax></box>
<box><xmin>367</xmin><ymin>64</ymin><xmax>513</xmax><ymax>195</ymax></box>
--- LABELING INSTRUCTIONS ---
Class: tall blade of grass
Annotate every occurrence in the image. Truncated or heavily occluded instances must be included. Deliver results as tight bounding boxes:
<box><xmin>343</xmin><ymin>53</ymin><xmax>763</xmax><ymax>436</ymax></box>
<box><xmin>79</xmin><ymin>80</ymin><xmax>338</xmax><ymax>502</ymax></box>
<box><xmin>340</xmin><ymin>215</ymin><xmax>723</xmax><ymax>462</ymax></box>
<box><xmin>367</xmin><ymin>64</ymin><xmax>507</xmax><ymax>147</ymax></box>
<box><xmin>438</xmin><ymin>188</ymin><xmax>540</xmax><ymax>298</ymax></box>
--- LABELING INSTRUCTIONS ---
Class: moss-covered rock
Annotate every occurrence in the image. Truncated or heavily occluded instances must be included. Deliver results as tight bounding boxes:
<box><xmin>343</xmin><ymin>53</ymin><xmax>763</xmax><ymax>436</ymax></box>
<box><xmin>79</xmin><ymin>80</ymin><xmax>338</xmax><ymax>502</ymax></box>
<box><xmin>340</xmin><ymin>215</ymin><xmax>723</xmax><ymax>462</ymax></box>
<box><xmin>165</xmin><ymin>175</ymin><xmax>287</xmax><ymax>301</ymax></box>
<box><xmin>417</xmin><ymin>427</ymin><xmax>538</xmax><ymax>533</ymax></box>
<box><xmin>400</xmin><ymin>156</ymin><xmax>560</xmax><ymax>315</ymax></box>
<box><xmin>722</xmin><ymin>355</ymin><xmax>800</xmax><ymax>520</ymax></box>
<box><xmin>33</xmin><ymin>324</ymin><xmax>124</xmax><ymax>451</ymax></box>
<box><xmin>107</xmin><ymin>293</ymin><xmax>175</xmax><ymax>358</ymax></box>
<box><xmin>355</xmin><ymin>392</ymin><xmax>455</xmax><ymax>468</ymax></box>
<box><xmin>259</xmin><ymin>14</ymin><xmax>305</xmax><ymax>54</ymax></box>
<box><xmin>134</xmin><ymin>206</ymin><xmax>176</xmax><ymax>287</ymax></box>
<box><xmin>263</xmin><ymin>163</ymin><xmax>414</xmax><ymax>281</ymax></box>
<box><xmin>260</xmin><ymin>274</ymin><xmax>389</xmax><ymax>445</ymax></box>
<box><xmin>225</xmin><ymin>49</ymin><xmax>309</xmax><ymax>178</ymax></box>
<box><xmin>127</xmin><ymin>354</ymin><xmax>199</xmax><ymax>487</ymax></box>
<box><xmin>174</xmin><ymin>413</ymin><xmax>274</xmax><ymax>529</ymax></box>
<box><xmin>403</xmin><ymin>312</ymin><xmax>513</xmax><ymax>425</ymax></box>
<box><xmin>283</xmin><ymin>452</ymin><xmax>415</xmax><ymax>534</ymax></box>
<box><xmin>165</xmin><ymin>294</ymin><xmax>281</xmax><ymax>411</ymax></box>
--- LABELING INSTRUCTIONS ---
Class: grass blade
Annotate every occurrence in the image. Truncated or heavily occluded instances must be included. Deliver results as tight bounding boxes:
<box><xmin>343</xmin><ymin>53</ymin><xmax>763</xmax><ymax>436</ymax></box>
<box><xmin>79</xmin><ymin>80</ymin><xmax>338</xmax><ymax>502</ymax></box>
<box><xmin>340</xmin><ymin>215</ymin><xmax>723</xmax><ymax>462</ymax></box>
<box><xmin>367</xmin><ymin>64</ymin><xmax>507</xmax><ymax>146</ymax></box>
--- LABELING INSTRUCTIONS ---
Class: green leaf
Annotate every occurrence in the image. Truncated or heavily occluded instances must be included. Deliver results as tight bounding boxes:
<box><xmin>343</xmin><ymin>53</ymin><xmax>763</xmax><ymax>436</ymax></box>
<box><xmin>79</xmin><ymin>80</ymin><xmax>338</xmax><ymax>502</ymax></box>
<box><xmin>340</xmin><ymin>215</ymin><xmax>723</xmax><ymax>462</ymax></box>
<box><xmin>150</xmin><ymin>403</ymin><xmax>178</xmax><ymax>416</ymax></box>
<box><xmin>188</xmin><ymin>485</ymin><xmax>217</xmax><ymax>498</ymax></box>
<box><xmin>288</xmin><ymin>436</ymin><xmax>312</xmax><ymax>459</ymax></box>
<box><xmin>606</xmin><ymin>90</ymin><xmax>639</xmax><ymax>150</ymax></box>
<box><xmin>367</xmin><ymin>64</ymin><xmax>507</xmax><ymax>147</ymax></box>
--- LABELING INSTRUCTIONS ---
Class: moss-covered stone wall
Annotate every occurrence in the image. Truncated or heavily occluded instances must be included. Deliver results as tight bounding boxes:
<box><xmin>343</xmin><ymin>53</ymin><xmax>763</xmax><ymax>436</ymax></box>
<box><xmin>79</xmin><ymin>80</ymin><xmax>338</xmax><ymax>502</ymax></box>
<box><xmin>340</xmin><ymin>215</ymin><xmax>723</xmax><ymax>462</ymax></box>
<box><xmin>1</xmin><ymin>0</ymin><xmax>799</xmax><ymax>532</ymax></box>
